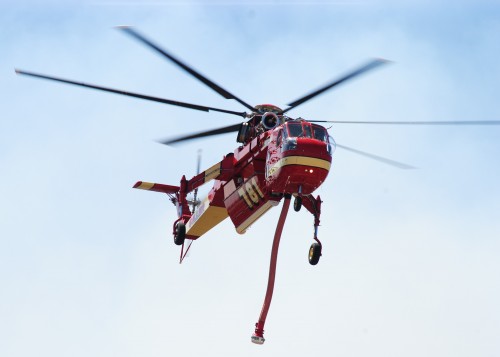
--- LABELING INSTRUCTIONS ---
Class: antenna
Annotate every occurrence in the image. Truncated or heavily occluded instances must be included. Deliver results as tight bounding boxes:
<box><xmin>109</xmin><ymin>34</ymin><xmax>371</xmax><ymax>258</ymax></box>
<box><xmin>191</xmin><ymin>149</ymin><xmax>202</xmax><ymax>213</ymax></box>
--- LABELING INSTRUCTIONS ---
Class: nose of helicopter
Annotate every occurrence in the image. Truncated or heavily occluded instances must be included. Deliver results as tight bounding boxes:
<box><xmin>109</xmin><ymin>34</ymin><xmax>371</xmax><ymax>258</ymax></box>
<box><xmin>268</xmin><ymin>137</ymin><xmax>333</xmax><ymax>195</ymax></box>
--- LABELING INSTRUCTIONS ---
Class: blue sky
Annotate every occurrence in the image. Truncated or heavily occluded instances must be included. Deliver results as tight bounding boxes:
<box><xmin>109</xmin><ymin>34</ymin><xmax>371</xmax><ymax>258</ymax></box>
<box><xmin>1</xmin><ymin>1</ymin><xmax>500</xmax><ymax>356</ymax></box>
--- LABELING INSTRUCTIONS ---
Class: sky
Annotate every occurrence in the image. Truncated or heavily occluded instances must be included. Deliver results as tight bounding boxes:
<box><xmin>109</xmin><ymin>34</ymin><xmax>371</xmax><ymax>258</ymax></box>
<box><xmin>1</xmin><ymin>1</ymin><xmax>500</xmax><ymax>356</ymax></box>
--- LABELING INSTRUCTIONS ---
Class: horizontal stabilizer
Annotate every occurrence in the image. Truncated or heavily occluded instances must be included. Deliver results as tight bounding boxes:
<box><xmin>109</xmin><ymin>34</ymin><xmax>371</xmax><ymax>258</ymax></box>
<box><xmin>133</xmin><ymin>181</ymin><xmax>179</xmax><ymax>194</ymax></box>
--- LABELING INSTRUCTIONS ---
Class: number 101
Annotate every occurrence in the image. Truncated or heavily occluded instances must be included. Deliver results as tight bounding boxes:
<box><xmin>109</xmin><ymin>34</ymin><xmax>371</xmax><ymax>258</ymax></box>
<box><xmin>238</xmin><ymin>177</ymin><xmax>265</xmax><ymax>209</ymax></box>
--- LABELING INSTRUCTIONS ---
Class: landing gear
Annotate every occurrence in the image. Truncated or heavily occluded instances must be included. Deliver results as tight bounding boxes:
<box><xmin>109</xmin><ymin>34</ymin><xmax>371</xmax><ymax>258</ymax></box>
<box><xmin>308</xmin><ymin>242</ymin><xmax>322</xmax><ymax>265</ymax></box>
<box><xmin>293</xmin><ymin>196</ymin><xmax>302</xmax><ymax>212</ymax></box>
<box><xmin>297</xmin><ymin>194</ymin><xmax>324</xmax><ymax>266</ymax></box>
<box><xmin>174</xmin><ymin>221</ymin><xmax>186</xmax><ymax>246</ymax></box>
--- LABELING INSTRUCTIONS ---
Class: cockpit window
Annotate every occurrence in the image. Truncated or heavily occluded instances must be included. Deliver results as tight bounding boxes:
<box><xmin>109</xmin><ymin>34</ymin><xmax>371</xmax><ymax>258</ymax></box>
<box><xmin>303</xmin><ymin>124</ymin><xmax>312</xmax><ymax>138</ymax></box>
<box><xmin>287</xmin><ymin>122</ymin><xmax>303</xmax><ymax>137</ymax></box>
<box><xmin>312</xmin><ymin>125</ymin><xmax>327</xmax><ymax>142</ymax></box>
<box><xmin>286</xmin><ymin>122</ymin><xmax>313</xmax><ymax>138</ymax></box>
<box><xmin>286</xmin><ymin>122</ymin><xmax>327</xmax><ymax>141</ymax></box>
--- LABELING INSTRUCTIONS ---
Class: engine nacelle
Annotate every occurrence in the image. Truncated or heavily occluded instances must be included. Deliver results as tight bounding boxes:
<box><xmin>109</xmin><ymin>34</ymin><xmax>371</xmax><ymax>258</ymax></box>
<box><xmin>261</xmin><ymin>112</ymin><xmax>279</xmax><ymax>130</ymax></box>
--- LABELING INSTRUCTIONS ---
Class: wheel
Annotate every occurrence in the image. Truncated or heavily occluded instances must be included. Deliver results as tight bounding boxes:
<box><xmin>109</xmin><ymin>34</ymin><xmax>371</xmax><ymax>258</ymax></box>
<box><xmin>174</xmin><ymin>221</ymin><xmax>186</xmax><ymax>246</ymax></box>
<box><xmin>293</xmin><ymin>196</ymin><xmax>302</xmax><ymax>212</ymax></box>
<box><xmin>308</xmin><ymin>242</ymin><xmax>321</xmax><ymax>265</ymax></box>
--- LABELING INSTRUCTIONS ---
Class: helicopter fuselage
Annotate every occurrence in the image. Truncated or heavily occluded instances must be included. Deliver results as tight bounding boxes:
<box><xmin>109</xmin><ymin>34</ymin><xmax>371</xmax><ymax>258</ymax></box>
<box><xmin>147</xmin><ymin>118</ymin><xmax>334</xmax><ymax>239</ymax></box>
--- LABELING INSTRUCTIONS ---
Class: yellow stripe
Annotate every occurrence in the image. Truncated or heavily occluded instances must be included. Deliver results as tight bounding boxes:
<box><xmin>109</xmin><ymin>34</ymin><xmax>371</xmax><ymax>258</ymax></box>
<box><xmin>236</xmin><ymin>200</ymin><xmax>279</xmax><ymax>234</ymax></box>
<box><xmin>204</xmin><ymin>163</ymin><xmax>221</xmax><ymax>181</ymax></box>
<box><xmin>135</xmin><ymin>182</ymin><xmax>155</xmax><ymax>190</ymax></box>
<box><xmin>268</xmin><ymin>156</ymin><xmax>331</xmax><ymax>175</ymax></box>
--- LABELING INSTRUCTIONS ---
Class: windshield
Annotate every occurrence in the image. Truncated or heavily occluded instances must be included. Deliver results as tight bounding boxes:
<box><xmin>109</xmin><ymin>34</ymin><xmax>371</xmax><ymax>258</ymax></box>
<box><xmin>312</xmin><ymin>125</ymin><xmax>327</xmax><ymax>142</ymax></box>
<box><xmin>287</xmin><ymin>122</ymin><xmax>303</xmax><ymax>137</ymax></box>
<box><xmin>286</xmin><ymin>122</ymin><xmax>314</xmax><ymax>138</ymax></box>
<box><xmin>286</xmin><ymin>122</ymin><xmax>328</xmax><ymax>142</ymax></box>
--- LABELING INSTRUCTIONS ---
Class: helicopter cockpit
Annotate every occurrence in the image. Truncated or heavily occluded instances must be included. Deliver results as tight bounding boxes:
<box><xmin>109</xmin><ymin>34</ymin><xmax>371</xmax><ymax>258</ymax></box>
<box><xmin>284</xmin><ymin>121</ymin><xmax>329</xmax><ymax>141</ymax></box>
<box><xmin>281</xmin><ymin>121</ymin><xmax>335</xmax><ymax>155</ymax></box>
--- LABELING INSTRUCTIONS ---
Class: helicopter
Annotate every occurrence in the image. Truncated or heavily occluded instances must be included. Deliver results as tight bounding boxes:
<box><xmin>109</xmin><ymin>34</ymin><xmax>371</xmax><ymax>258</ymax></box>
<box><xmin>15</xmin><ymin>26</ymin><xmax>500</xmax><ymax>345</ymax></box>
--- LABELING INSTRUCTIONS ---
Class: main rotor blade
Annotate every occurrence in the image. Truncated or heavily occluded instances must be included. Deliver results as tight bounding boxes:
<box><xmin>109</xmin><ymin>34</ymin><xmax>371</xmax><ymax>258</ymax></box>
<box><xmin>309</xmin><ymin>120</ymin><xmax>500</xmax><ymax>125</ymax></box>
<box><xmin>336</xmin><ymin>143</ymin><xmax>416</xmax><ymax>169</ymax></box>
<box><xmin>15</xmin><ymin>69</ymin><xmax>246</xmax><ymax>117</ymax></box>
<box><xmin>283</xmin><ymin>59</ymin><xmax>389</xmax><ymax>114</ymax></box>
<box><xmin>159</xmin><ymin>123</ymin><xmax>241</xmax><ymax>145</ymax></box>
<box><xmin>118</xmin><ymin>26</ymin><xmax>255</xmax><ymax>111</ymax></box>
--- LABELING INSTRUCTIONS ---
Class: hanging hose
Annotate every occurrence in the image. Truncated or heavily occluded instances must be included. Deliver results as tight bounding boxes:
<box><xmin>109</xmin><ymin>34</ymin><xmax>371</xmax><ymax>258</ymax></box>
<box><xmin>251</xmin><ymin>194</ymin><xmax>291</xmax><ymax>344</ymax></box>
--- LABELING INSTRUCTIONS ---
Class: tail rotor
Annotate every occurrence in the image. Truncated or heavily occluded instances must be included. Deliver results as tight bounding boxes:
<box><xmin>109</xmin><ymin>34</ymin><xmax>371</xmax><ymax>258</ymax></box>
<box><xmin>180</xmin><ymin>149</ymin><xmax>203</xmax><ymax>264</ymax></box>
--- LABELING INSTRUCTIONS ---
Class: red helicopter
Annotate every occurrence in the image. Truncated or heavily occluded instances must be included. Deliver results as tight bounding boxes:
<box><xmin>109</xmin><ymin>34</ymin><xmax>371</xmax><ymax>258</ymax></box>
<box><xmin>16</xmin><ymin>27</ymin><xmax>500</xmax><ymax>345</ymax></box>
